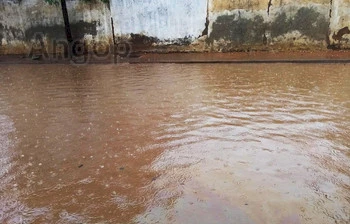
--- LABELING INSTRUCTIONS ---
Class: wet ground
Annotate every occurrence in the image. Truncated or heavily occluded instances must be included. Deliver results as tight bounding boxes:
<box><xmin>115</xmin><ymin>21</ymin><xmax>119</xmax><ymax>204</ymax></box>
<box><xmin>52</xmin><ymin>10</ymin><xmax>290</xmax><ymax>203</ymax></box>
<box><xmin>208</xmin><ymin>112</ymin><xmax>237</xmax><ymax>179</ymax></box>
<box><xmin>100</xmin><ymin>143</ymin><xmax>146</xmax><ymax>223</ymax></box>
<box><xmin>1</xmin><ymin>51</ymin><xmax>350</xmax><ymax>64</ymax></box>
<box><xmin>0</xmin><ymin>63</ymin><xmax>349</xmax><ymax>223</ymax></box>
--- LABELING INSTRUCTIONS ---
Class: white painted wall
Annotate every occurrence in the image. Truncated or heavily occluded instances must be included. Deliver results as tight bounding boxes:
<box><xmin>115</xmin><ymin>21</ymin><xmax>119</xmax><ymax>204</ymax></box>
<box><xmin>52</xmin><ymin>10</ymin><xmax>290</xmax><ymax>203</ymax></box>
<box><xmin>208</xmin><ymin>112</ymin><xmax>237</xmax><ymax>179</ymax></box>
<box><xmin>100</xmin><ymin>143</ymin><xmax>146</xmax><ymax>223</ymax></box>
<box><xmin>330</xmin><ymin>0</ymin><xmax>350</xmax><ymax>32</ymax></box>
<box><xmin>110</xmin><ymin>0</ymin><xmax>208</xmax><ymax>40</ymax></box>
<box><xmin>328</xmin><ymin>0</ymin><xmax>350</xmax><ymax>46</ymax></box>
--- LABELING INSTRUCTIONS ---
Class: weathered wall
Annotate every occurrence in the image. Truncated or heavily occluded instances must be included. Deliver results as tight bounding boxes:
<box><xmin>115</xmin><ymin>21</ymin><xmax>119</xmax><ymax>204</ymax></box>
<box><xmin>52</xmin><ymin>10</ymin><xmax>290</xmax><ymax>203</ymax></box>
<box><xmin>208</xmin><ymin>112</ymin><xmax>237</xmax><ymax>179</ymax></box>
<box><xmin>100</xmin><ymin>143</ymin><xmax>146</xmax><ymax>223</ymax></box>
<box><xmin>329</xmin><ymin>0</ymin><xmax>350</xmax><ymax>47</ymax></box>
<box><xmin>0</xmin><ymin>0</ymin><xmax>111</xmax><ymax>54</ymax></box>
<box><xmin>207</xmin><ymin>0</ymin><xmax>349</xmax><ymax>51</ymax></box>
<box><xmin>110</xmin><ymin>0</ymin><xmax>207</xmax><ymax>40</ymax></box>
<box><xmin>0</xmin><ymin>0</ymin><xmax>349</xmax><ymax>54</ymax></box>
<box><xmin>208</xmin><ymin>0</ymin><xmax>331</xmax><ymax>51</ymax></box>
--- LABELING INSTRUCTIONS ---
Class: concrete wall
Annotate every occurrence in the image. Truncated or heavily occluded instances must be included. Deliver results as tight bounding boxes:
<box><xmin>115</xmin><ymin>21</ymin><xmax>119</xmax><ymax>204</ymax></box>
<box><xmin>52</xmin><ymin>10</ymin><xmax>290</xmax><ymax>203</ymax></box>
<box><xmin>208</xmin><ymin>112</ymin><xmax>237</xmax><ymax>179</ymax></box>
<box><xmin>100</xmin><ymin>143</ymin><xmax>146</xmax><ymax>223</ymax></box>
<box><xmin>0</xmin><ymin>0</ymin><xmax>111</xmax><ymax>54</ymax></box>
<box><xmin>208</xmin><ymin>0</ymin><xmax>331</xmax><ymax>51</ymax></box>
<box><xmin>329</xmin><ymin>0</ymin><xmax>350</xmax><ymax>47</ymax></box>
<box><xmin>0</xmin><ymin>0</ymin><xmax>349</xmax><ymax>54</ymax></box>
<box><xmin>110</xmin><ymin>0</ymin><xmax>207</xmax><ymax>40</ymax></box>
<box><xmin>207</xmin><ymin>0</ymin><xmax>350</xmax><ymax>51</ymax></box>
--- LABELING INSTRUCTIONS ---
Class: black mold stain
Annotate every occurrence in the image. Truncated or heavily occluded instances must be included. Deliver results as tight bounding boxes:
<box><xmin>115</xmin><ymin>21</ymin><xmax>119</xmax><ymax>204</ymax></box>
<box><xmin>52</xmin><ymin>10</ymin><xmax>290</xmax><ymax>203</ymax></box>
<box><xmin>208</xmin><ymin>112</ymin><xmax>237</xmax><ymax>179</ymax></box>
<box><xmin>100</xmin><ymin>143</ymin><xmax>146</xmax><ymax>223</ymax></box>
<box><xmin>332</xmin><ymin>27</ymin><xmax>350</xmax><ymax>42</ymax></box>
<box><xmin>271</xmin><ymin>7</ymin><xmax>329</xmax><ymax>40</ymax></box>
<box><xmin>170</xmin><ymin>36</ymin><xmax>192</xmax><ymax>46</ymax></box>
<box><xmin>25</xmin><ymin>20</ymin><xmax>98</xmax><ymax>41</ymax></box>
<box><xmin>129</xmin><ymin>33</ymin><xmax>158</xmax><ymax>51</ymax></box>
<box><xmin>209</xmin><ymin>14</ymin><xmax>267</xmax><ymax>45</ymax></box>
<box><xmin>128</xmin><ymin>33</ymin><xmax>193</xmax><ymax>52</ymax></box>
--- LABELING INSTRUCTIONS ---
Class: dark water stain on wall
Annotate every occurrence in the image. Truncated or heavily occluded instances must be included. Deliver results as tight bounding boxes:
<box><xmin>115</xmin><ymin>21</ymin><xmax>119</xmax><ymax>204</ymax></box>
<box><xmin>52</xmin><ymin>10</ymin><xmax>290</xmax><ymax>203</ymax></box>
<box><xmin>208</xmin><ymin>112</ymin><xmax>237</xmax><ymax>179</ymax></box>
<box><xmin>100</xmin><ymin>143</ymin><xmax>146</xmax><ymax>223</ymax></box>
<box><xmin>128</xmin><ymin>33</ymin><xmax>193</xmax><ymax>52</ymax></box>
<box><xmin>71</xmin><ymin>21</ymin><xmax>98</xmax><ymax>40</ymax></box>
<box><xmin>9</xmin><ymin>26</ymin><xmax>24</xmax><ymax>40</ymax></box>
<box><xmin>332</xmin><ymin>27</ymin><xmax>350</xmax><ymax>42</ymax></box>
<box><xmin>129</xmin><ymin>33</ymin><xmax>159</xmax><ymax>51</ymax></box>
<box><xmin>210</xmin><ymin>14</ymin><xmax>267</xmax><ymax>45</ymax></box>
<box><xmin>210</xmin><ymin>7</ymin><xmax>329</xmax><ymax>47</ymax></box>
<box><xmin>0</xmin><ymin>23</ymin><xmax>4</xmax><ymax>44</ymax></box>
<box><xmin>25</xmin><ymin>24</ymin><xmax>66</xmax><ymax>41</ymax></box>
<box><xmin>0</xmin><ymin>23</ymin><xmax>25</xmax><ymax>43</ymax></box>
<box><xmin>271</xmin><ymin>7</ymin><xmax>329</xmax><ymax>40</ymax></box>
<box><xmin>270</xmin><ymin>12</ymin><xmax>293</xmax><ymax>38</ymax></box>
<box><xmin>25</xmin><ymin>21</ymin><xmax>98</xmax><ymax>41</ymax></box>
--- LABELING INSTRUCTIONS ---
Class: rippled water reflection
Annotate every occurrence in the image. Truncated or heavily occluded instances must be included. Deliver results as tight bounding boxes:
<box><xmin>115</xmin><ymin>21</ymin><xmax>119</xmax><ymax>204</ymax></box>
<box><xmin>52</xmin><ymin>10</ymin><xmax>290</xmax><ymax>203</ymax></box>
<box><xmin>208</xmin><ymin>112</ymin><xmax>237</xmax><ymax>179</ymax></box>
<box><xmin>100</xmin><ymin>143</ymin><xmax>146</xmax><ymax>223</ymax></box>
<box><xmin>0</xmin><ymin>64</ymin><xmax>349</xmax><ymax>223</ymax></box>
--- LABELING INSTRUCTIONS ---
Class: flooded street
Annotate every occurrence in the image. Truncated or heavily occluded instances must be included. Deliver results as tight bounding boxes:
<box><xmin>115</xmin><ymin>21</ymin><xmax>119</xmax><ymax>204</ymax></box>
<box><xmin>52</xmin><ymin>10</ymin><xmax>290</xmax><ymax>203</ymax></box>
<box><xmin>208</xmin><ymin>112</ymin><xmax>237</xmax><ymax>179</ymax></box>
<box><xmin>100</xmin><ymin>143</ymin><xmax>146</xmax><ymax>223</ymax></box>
<box><xmin>0</xmin><ymin>63</ymin><xmax>349</xmax><ymax>223</ymax></box>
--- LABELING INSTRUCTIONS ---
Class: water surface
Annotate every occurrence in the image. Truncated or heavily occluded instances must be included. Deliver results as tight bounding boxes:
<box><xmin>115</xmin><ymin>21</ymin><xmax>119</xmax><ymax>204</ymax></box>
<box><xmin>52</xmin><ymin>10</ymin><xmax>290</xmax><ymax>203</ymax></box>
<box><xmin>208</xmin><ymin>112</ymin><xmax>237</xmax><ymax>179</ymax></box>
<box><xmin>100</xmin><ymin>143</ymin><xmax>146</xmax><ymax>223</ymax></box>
<box><xmin>0</xmin><ymin>64</ymin><xmax>349</xmax><ymax>223</ymax></box>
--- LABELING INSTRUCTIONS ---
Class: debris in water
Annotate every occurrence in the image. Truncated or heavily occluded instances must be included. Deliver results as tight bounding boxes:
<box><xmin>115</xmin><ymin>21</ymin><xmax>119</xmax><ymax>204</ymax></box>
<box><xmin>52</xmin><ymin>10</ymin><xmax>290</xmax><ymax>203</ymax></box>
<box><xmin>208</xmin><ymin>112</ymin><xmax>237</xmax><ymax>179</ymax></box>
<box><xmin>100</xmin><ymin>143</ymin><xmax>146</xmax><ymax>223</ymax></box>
<box><xmin>31</xmin><ymin>55</ymin><xmax>41</xmax><ymax>60</ymax></box>
<box><xmin>152</xmin><ymin>176</ymin><xmax>160</xmax><ymax>181</ymax></box>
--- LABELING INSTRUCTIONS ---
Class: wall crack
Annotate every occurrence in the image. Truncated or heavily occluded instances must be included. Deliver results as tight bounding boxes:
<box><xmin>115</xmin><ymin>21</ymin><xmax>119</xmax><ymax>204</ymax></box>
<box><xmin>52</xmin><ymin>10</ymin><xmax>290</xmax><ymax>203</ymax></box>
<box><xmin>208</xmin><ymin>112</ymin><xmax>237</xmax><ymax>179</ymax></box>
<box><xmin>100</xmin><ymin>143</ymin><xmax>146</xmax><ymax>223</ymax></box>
<box><xmin>201</xmin><ymin>0</ymin><xmax>209</xmax><ymax>36</ymax></box>
<box><xmin>267</xmin><ymin>0</ymin><xmax>273</xmax><ymax>16</ymax></box>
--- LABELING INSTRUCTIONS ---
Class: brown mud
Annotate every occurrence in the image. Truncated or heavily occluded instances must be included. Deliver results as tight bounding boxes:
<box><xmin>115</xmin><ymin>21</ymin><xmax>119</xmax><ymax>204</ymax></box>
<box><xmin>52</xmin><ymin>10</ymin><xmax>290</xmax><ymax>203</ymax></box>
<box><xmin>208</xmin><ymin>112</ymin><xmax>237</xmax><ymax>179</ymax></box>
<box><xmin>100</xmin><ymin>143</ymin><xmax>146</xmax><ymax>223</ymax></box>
<box><xmin>0</xmin><ymin>51</ymin><xmax>350</xmax><ymax>64</ymax></box>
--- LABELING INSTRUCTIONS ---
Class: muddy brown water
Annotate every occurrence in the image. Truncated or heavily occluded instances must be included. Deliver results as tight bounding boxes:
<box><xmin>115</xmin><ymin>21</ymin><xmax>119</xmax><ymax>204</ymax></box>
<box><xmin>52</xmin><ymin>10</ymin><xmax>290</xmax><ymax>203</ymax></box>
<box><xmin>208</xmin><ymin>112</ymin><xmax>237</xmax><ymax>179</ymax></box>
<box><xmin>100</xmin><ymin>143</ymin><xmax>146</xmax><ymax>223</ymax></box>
<box><xmin>0</xmin><ymin>64</ymin><xmax>349</xmax><ymax>224</ymax></box>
